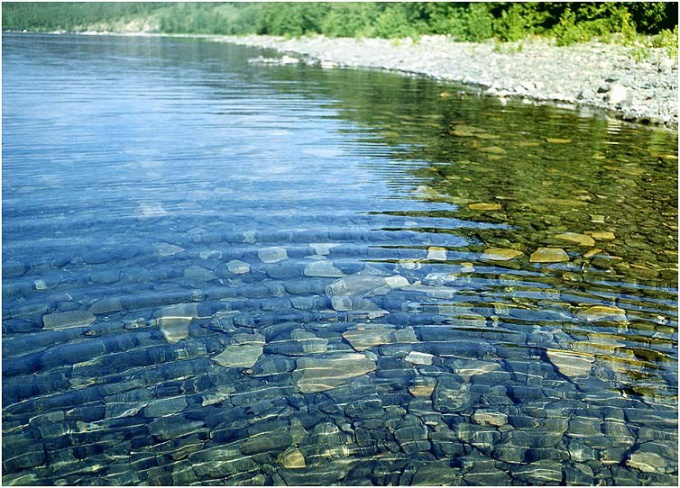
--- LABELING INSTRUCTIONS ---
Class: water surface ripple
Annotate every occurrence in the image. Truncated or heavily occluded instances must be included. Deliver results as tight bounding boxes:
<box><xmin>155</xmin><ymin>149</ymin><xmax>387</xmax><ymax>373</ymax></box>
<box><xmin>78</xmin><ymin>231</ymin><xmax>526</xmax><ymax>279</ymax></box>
<box><xmin>3</xmin><ymin>34</ymin><xmax>678</xmax><ymax>485</ymax></box>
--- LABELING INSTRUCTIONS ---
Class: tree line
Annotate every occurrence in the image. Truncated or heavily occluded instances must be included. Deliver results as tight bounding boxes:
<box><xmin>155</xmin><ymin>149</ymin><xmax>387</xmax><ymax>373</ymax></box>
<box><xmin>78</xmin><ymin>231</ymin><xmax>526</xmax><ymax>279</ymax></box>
<box><xmin>3</xmin><ymin>2</ymin><xmax>678</xmax><ymax>45</ymax></box>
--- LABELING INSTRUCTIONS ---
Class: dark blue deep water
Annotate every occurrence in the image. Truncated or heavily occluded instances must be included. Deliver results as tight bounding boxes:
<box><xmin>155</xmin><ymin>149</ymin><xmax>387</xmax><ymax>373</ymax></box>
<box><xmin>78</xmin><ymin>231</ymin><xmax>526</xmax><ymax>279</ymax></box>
<box><xmin>3</xmin><ymin>33</ymin><xmax>677</xmax><ymax>485</ymax></box>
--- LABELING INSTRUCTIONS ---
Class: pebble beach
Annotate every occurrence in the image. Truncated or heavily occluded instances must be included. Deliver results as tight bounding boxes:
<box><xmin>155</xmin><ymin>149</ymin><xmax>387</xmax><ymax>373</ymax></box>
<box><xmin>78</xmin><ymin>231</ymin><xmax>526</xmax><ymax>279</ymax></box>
<box><xmin>216</xmin><ymin>34</ymin><xmax>679</xmax><ymax>129</ymax></box>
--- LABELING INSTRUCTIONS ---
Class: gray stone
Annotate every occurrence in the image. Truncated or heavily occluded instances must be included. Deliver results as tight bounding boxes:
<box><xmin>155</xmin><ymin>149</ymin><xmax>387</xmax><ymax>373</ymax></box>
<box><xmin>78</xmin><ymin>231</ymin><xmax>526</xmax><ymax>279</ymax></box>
<box><xmin>626</xmin><ymin>443</ymin><xmax>677</xmax><ymax>474</ymax></box>
<box><xmin>342</xmin><ymin>323</ymin><xmax>417</xmax><ymax>351</ymax></box>
<box><xmin>240</xmin><ymin>432</ymin><xmax>293</xmax><ymax>455</ymax></box>
<box><xmin>212</xmin><ymin>342</ymin><xmax>264</xmax><ymax>368</ymax></box>
<box><xmin>258</xmin><ymin>246</ymin><xmax>288</xmax><ymax>263</ymax></box>
<box><xmin>513</xmin><ymin>460</ymin><xmax>563</xmax><ymax>484</ymax></box>
<box><xmin>227</xmin><ymin>259</ymin><xmax>250</xmax><ymax>274</ymax></box>
<box><xmin>144</xmin><ymin>396</ymin><xmax>188</xmax><ymax>418</ymax></box>
<box><xmin>304</xmin><ymin>260</ymin><xmax>344</xmax><ymax>277</ymax></box>
<box><xmin>433</xmin><ymin>375</ymin><xmax>471</xmax><ymax>413</ymax></box>
<box><xmin>293</xmin><ymin>353</ymin><xmax>377</xmax><ymax>393</ymax></box>
<box><xmin>43</xmin><ymin>310</ymin><xmax>96</xmax><ymax>330</ymax></box>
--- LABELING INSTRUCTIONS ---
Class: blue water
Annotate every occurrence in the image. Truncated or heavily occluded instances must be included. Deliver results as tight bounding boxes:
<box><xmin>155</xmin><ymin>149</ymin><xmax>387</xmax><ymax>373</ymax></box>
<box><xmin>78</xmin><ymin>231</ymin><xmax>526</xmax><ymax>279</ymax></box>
<box><xmin>3</xmin><ymin>33</ymin><xmax>677</xmax><ymax>485</ymax></box>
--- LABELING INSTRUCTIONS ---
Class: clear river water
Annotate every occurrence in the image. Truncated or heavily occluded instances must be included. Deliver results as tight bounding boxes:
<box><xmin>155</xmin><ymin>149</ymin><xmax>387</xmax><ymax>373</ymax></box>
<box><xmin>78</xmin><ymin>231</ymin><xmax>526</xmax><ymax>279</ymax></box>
<box><xmin>2</xmin><ymin>33</ymin><xmax>678</xmax><ymax>485</ymax></box>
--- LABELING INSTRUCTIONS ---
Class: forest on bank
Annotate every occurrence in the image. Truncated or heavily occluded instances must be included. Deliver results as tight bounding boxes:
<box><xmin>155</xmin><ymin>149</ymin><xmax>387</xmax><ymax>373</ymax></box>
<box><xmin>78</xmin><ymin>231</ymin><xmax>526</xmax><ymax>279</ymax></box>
<box><xmin>2</xmin><ymin>2</ymin><xmax>678</xmax><ymax>46</ymax></box>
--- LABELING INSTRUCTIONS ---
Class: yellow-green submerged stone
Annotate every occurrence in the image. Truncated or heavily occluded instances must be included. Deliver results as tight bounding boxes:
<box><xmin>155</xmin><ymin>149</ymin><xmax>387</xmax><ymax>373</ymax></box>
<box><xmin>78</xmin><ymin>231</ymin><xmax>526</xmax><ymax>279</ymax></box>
<box><xmin>481</xmin><ymin>247</ymin><xmax>524</xmax><ymax>261</ymax></box>
<box><xmin>530</xmin><ymin>247</ymin><xmax>569</xmax><ymax>263</ymax></box>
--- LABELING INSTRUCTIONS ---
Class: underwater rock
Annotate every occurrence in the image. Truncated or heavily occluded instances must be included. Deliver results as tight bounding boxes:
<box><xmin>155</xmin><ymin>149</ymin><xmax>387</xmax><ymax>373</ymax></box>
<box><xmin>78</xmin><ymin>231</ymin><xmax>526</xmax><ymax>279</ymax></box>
<box><xmin>212</xmin><ymin>342</ymin><xmax>264</xmax><ymax>369</ymax></box>
<box><xmin>42</xmin><ymin>310</ymin><xmax>96</xmax><ymax>330</ymax></box>
<box><xmin>554</xmin><ymin>232</ymin><xmax>596</xmax><ymax>246</ymax></box>
<box><xmin>427</xmin><ymin>247</ymin><xmax>447</xmax><ymax>261</ymax></box>
<box><xmin>481</xmin><ymin>247</ymin><xmax>524</xmax><ymax>261</ymax></box>
<box><xmin>404</xmin><ymin>351</ymin><xmax>434</xmax><ymax>366</ymax></box>
<box><xmin>342</xmin><ymin>323</ymin><xmax>417</xmax><ymax>352</ymax></box>
<box><xmin>469</xmin><ymin>202</ymin><xmax>502</xmax><ymax>211</ymax></box>
<box><xmin>626</xmin><ymin>443</ymin><xmax>676</xmax><ymax>474</ymax></box>
<box><xmin>546</xmin><ymin>349</ymin><xmax>594</xmax><ymax>379</ymax></box>
<box><xmin>293</xmin><ymin>353</ymin><xmax>377</xmax><ymax>393</ymax></box>
<box><xmin>530</xmin><ymin>247</ymin><xmax>569</xmax><ymax>263</ymax></box>
<box><xmin>258</xmin><ymin>246</ymin><xmax>288</xmax><ymax>263</ymax></box>
<box><xmin>227</xmin><ymin>260</ymin><xmax>250</xmax><ymax>274</ymax></box>
<box><xmin>577</xmin><ymin>305</ymin><xmax>628</xmax><ymax>323</ymax></box>
<box><xmin>304</xmin><ymin>260</ymin><xmax>344</xmax><ymax>278</ymax></box>
<box><xmin>153</xmin><ymin>242</ymin><xmax>184</xmax><ymax>257</ymax></box>
<box><xmin>277</xmin><ymin>447</ymin><xmax>306</xmax><ymax>469</ymax></box>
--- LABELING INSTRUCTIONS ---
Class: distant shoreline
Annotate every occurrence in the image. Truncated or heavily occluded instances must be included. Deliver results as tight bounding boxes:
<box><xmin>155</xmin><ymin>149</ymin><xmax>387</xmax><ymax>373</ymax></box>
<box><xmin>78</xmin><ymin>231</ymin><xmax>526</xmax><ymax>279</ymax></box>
<box><xmin>8</xmin><ymin>31</ymin><xmax>678</xmax><ymax>130</ymax></box>
<box><xmin>216</xmin><ymin>34</ymin><xmax>678</xmax><ymax>131</ymax></box>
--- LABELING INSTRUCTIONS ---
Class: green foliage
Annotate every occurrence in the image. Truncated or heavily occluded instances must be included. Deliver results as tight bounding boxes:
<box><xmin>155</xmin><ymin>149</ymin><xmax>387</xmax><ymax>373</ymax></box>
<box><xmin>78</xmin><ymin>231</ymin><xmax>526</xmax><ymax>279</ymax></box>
<box><xmin>3</xmin><ymin>2</ymin><xmax>678</xmax><ymax>47</ymax></box>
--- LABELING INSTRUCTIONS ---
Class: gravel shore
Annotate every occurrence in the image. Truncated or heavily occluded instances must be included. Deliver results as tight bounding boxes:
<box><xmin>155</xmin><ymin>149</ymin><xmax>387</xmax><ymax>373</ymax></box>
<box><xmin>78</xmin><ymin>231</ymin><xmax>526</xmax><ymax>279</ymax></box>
<box><xmin>216</xmin><ymin>34</ymin><xmax>678</xmax><ymax>130</ymax></box>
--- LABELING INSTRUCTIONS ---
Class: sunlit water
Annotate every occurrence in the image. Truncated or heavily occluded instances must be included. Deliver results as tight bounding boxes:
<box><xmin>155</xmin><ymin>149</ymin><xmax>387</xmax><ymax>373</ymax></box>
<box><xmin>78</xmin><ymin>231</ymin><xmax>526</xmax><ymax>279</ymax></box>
<box><xmin>2</xmin><ymin>34</ymin><xmax>677</xmax><ymax>485</ymax></box>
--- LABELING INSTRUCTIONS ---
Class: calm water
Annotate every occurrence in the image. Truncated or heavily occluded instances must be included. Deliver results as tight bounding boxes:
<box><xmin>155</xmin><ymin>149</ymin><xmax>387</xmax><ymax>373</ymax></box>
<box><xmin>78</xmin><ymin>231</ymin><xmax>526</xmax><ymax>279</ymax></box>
<box><xmin>2</xmin><ymin>34</ymin><xmax>678</xmax><ymax>485</ymax></box>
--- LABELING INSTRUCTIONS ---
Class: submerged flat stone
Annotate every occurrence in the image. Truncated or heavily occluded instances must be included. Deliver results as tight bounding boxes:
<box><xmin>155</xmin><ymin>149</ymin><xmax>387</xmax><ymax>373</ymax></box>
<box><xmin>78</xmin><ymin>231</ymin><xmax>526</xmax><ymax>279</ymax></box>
<box><xmin>409</xmin><ymin>376</ymin><xmax>437</xmax><ymax>397</ymax></box>
<box><xmin>342</xmin><ymin>323</ymin><xmax>417</xmax><ymax>352</ymax></box>
<box><xmin>43</xmin><ymin>310</ymin><xmax>96</xmax><ymax>330</ymax></box>
<box><xmin>293</xmin><ymin>353</ymin><xmax>377</xmax><ymax>393</ymax></box>
<box><xmin>587</xmin><ymin>230</ymin><xmax>616</xmax><ymax>241</ymax></box>
<box><xmin>530</xmin><ymin>247</ymin><xmax>569</xmax><ymax>263</ymax></box>
<box><xmin>277</xmin><ymin>447</ymin><xmax>306</xmax><ymax>469</ymax></box>
<box><xmin>304</xmin><ymin>260</ymin><xmax>344</xmax><ymax>278</ymax></box>
<box><xmin>155</xmin><ymin>303</ymin><xmax>199</xmax><ymax>343</ymax></box>
<box><xmin>309</xmin><ymin>243</ymin><xmax>340</xmax><ymax>256</ymax></box>
<box><xmin>481</xmin><ymin>247</ymin><xmax>524</xmax><ymax>261</ymax></box>
<box><xmin>546</xmin><ymin>349</ymin><xmax>594</xmax><ymax>379</ymax></box>
<box><xmin>554</xmin><ymin>232</ymin><xmax>596</xmax><ymax>246</ymax></box>
<box><xmin>258</xmin><ymin>246</ymin><xmax>288</xmax><ymax>263</ymax></box>
<box><xmin>405</xmin><ymin>351</ymin><xmax>434</xmax><ymax>366</ymax></box>
<box><xmin>578</xmin><ymin>305</ymin><xmax>628</xmax><ymax>323</ymax></box>
<box><xmin>227</xmin><ymin>260</ymin><xmax>250</xmax><ymax>274</ymax></box>
<box><xmin>427</xmin><ymin>247</ymin><xmax>448</xmax><ymax>261</ymax></box>
<box><xmin>153</xmin><ymin>242</ymin><xmax>185</xmax><ymax>257</ymax></box>
<box><xmin>212</xmin><ymin>343</ymin><xmax>264</xmax><ymax>369</ymax></box>
<box><xmin>469</xmin><ymin>203</ymin><xmax>502</xmax><ymax>211</ymax></box>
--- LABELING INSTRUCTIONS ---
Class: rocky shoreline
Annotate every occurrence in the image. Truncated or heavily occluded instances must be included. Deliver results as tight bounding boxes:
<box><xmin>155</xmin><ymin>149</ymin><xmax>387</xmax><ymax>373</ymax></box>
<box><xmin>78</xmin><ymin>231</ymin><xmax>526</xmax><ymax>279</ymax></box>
<box><xmin>215</xmin><ymin>34</ymin><xmax>678</xmax><ymax>130</ymax></box>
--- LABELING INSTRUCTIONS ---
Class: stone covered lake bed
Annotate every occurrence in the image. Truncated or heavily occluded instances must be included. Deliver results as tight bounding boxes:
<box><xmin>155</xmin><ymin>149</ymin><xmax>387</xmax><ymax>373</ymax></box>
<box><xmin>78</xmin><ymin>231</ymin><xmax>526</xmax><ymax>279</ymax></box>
<box><xmin>2</xmin><ymin>33</ymin><xmax>678</xmax><ymax>485</ymax></box>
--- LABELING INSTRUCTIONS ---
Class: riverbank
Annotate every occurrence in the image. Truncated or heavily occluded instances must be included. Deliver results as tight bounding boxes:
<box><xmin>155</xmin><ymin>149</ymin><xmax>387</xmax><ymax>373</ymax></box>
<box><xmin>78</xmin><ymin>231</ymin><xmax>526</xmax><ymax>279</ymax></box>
<box><xmin>215</xmin><ymin>34</ymin><xmax>678</xmax><ymax>130</ymax></box>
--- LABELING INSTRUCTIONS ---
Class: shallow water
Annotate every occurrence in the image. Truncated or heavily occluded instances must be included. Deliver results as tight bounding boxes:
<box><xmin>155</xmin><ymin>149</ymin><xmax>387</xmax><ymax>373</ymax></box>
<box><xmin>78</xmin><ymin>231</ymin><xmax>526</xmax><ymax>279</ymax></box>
<box><xmin>2</xmin><ymin>34</ymin><xmax>678</xmax><ymax>485</ymax></box>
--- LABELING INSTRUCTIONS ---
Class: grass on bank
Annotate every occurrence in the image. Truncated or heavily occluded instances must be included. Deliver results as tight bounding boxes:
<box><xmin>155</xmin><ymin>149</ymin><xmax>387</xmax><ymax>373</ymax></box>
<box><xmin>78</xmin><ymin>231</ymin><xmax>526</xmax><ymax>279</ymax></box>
<box><xmin>2</xmin><ymin>2</ymin><xmax>678</xmax><ymax>56</ymax></box>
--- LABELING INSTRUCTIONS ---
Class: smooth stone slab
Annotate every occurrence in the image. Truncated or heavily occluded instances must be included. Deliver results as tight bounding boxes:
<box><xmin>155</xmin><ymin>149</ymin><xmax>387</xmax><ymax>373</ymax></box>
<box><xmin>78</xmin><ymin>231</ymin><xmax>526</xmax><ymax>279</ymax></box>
<box><xmin>469</xmin><ymin>202</ymin><xmax>502</xmax><ymax>211</ymax></box>
<box><xmin>43</xmin><ymin>310</ymin><xmax>96</xmax><ymax>330</ymax></box>
<box><xmin>404</xmin><ymin>351</ymin><xmax>434</xmax><ymax>366</ymax></box>
<box><xmin>587</xmin><ymin>230</ymin><xmax>616</xmax><ymax>241</ymax></box>
<box><xmin>240</xmin><ymin>432</ymin><xmax>293</xmax><ymax>455</ymax></box>
<box><xmin>291</xmin><ymin>329</ymin><xmax>328</xmax><ymax>354</ymax></box>
<box><xmin>342</xmin><ymin>324</ymin><xmax>417</xmax><ymax>352</ymax></box>
<box><xmin>293</xmin><ymin>353</ymin><xmax>377</xmax><ymax>393</ymax></box>
<box><xmin>546</xmin><ymin>349</ymin><xmax>594</xmax><ymax>379</ymax></box>
<box><xmin>481</xmin><ymin>247</ymin><xmax>524</xmax><ymax>261</ymax></box>
<box><xmin>326</xmin><ymin>273</ymin><xmax>390</xmax><ymax>297</ymax></box>
<box><xmin>227</xmin><ymin>260</ymin><xmax>250</xmax><ymax>274</ymax></box>
<box><xmin>89</xmin><ymin>297</ymin><xmax>124</xmax><ymax>315</ymax></box>
<box><xmin>155</xmin><ymin>303</ymin><xmax>198</xmax><ymax>343</ymax></box>
<box><xmin>153</xmin><ymin>242</ymin><xmax>184</xmax><ymax>257</ymax></box>
<box><xmin>408</xmin><ymin>376</ymin><xmax>437</xmax><ymax>397</ymax></box>
<box><xmin>577</xmin><ymin>305</ymin><xmax>628</xmax><ymax>323</ymax></box>
<box><xmin>626</xmin><ymin>447</ymin><xmax>676</xmax><ymax>474</ymax></box>
<box><xmin>258</xmin><ymin>246</ymin><xmax>288</xmax><ymax>263</ymax></box>
<box><xmin>472</xmin><ymin>410</ymin><xmax>508</xmax><ymax>427</ymax></box>
<box><xmin>530</xmin><ymin>247</ymin><xmax>569</xmax><ymax>263</ymax></box>
<box><xmin>427</xmin><ymin>247</ymin><xmax>447</xmax><ymax>261</ymax></box>
<box><xmin>277</xmin><ymin>447</ymin><xmax>306</xmax><ymax>469</ymax></box>
<box><xmin>309</xmin><ymin>243</ymin><xmax>340</xmax><ymax>256</ymax></box>
<box><xmin>144</xmin><ymin>396</ymin><xmax>188</xmax><ymax>418</ymax></box>
<box><xmin>304</xmin><ymin>260</ymin><xmax>344</xmax><ymax>278</ymax></box>
<box><xmin>212</xmin><ymin>343</ymin><xmax>264</xmax><ymax>368</ymax></box>
<box><xmin>554</xmin><ymin>232</ymin><xmax>595</xmax><ymax>246</ymax></box>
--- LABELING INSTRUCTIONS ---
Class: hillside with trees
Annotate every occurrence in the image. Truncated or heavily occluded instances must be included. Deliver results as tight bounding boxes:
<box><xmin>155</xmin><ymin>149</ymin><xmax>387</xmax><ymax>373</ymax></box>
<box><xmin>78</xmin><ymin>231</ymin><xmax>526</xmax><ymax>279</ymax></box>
<box><xmin>3</xmin><ymin>2</ymin><xmax>678</xmax><ymax>46</ymax></box>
